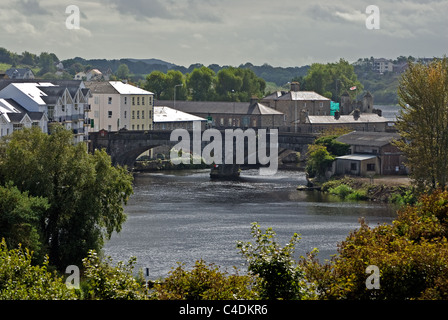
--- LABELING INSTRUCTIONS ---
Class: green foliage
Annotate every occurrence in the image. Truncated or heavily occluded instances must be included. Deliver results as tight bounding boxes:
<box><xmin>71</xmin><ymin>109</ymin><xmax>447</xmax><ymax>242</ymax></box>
<box><xmin>0</xmin><ymin>126</ymin><xmax>133</xmax><ymax>270</ymax></box>
<box><xmin>237</xmin><ymin>223</ymin><xmax>315</xmax><ymax>300</ymax></box>
<box><xmin>0</xmin><ymin>239</ymin><xmax>77</xmax><ymax>300</ymax></box>
<box><xmin>395</xmin><ymin>57</ymin><xmax>448</xmax><ymax>191</ymax></box>
<box><xmin>145</xmin><ymin>66</ymin><xmax>266</xmax><ymax>102</ymax></box>
<box><xmin>187</xmin><ymin>66</ymin><xmax>217</xmax><ymax>101</ymax></box>
<box><xmin>0</xmin><ymin>183</ymin><xmax>49</xmax><ymax>261</ymax></box>
<box><xmin>81</xmin><ymin>250</ymin><xmax>148</xmax><ymax>300</ymax></box>
<box><xmin>304</xmin><ymin>58</ymin><xmax>363</xmax><ymax>102</ymax></box>
<box><xmin>301</xmin><ymin>190</ymin><xmax>448</xmax><ymax>300</ymax></box>
<box><xmin>152</xmin><ymin>259</ymin><xmax>257</xmax><ymax>300</ymax></box>
<box><xmin>305</xmin><ymin>144</ymin><xmax>335</xmax><ymax>178</ymax></box>
<box><xmin>314</xmin><ymin>135</ymin><xmax>350</xmax><ymax>157</ymax></box>
<box><xmin>115</xmin><ymin>63</ymin><xmax>130</xmax><ymax>80</ymax></box>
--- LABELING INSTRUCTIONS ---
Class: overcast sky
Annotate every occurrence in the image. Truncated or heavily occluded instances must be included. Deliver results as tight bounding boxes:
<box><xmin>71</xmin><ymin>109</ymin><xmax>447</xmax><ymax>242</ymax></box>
<box><xmin>1</xmin><ymin>0</ymin><xmax>447</xmax><ymax>67</ymax></box>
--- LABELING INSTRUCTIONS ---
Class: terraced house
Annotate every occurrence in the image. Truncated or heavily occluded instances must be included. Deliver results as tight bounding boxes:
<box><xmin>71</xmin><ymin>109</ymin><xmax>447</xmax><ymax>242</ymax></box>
<box><xmin>0</xmin><ymin>80</ymin><xmax>90</xmax><ymax>143</ymax></box>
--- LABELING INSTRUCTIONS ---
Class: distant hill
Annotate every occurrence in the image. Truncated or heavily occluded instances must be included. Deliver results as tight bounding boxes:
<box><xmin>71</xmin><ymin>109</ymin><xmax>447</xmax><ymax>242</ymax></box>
<box><xmin>125</xmin><ymin>58</ymin><xmax>177</xmax><ymax>69</ymax></box>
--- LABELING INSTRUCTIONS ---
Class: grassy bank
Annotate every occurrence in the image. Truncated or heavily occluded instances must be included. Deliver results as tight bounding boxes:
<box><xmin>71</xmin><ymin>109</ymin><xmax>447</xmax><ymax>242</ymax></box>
<box><xmin>319</xmin><ymin>176</ymin><xmax>417</xmax><ymax>205</ymax></box>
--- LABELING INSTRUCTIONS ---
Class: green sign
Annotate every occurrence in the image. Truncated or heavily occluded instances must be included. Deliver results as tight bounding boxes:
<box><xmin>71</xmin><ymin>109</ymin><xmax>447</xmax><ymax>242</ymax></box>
<box><xmin>330</xmin><ymin>101</ymin><xmax>340</xmax><ymax>116</ymax></box>
<box><xmin>207</xmin><ymin>116</ymin><xmax>213</xmax><ymax>124</ymax></box>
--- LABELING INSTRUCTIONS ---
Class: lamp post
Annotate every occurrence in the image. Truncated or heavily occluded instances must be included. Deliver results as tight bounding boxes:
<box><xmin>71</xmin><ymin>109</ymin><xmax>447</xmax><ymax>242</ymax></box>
<box><xmin>174</xmin><ymin>83</ymin><xmax>183</xmax><ymax>109</ymax></box>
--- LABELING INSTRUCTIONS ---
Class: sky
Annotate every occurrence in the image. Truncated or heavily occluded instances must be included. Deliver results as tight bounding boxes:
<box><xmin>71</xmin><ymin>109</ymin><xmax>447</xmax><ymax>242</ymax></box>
<box><xmin>1</xmin><ymin>0</ymin><xmax>447</xmax><ymax>67</ymax></box>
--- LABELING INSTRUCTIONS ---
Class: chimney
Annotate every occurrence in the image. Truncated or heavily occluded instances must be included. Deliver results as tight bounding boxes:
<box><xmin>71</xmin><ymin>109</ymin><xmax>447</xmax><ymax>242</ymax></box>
<box><xmin>334</xmin><ymin>111</ymin><xmax>340</xmax><ymax>120</ymax></box>
<box><xmin>290</xmin><ymin>82</ymin><xmax>300</xmax><ymax>92</ymax></box>
<box><xmin>353</xmin><ymin>109</ymin><xmax>360</xmax><ymax>120</ymax></box>
<box><xmin>250</xmin><ymin>96</ymin><xmax>258</xmax><ymax>106</ymax></box>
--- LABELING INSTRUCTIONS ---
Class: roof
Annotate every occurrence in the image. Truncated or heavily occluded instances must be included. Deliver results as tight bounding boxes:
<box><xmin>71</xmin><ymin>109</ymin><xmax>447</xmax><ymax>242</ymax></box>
<box><xmin>109</xmin><ymin>81</ymin><xmax>153</xmax><ymax>95</ymax></box>
<box><xmin>263</xmin><ymin>90</ymin><xmax>330</xmax><ymax>101</ymax></box>
<box><xmin>154</xmin><ymin>106</ymin><xmax>205</xmax><ymax>123</ymax></box>
<box><xmin>84</xmin><ymin>81</ymin><xmax>119</xmax><ymax>94</ymax></box>
<box><xmin>306</xmin><ymin>113</ymin><xmax>392</xmax><ymax>124</ymax></box>
<box><xmin>2</xmin><ymin>98</ymin><xmax>46</xmax><ymax>121</ymax></box>
<box><xmin>336</xmin><ymin>131</ymin><xmax>401</xmax><ymax>147</ymax></box>
<box><xmin>5</xmin><ymin>68</ymin><xmax>34</xmax><ymax>79</ymax></box>
<box><xmin>336</xmin><ymin>154</ymin><xmax>378</xmax><ymax>161</ymax></box>
<box><xmin>155</xmin><ymin>100</ymin><xmax>284</xmax><ymax>116</ymax></box>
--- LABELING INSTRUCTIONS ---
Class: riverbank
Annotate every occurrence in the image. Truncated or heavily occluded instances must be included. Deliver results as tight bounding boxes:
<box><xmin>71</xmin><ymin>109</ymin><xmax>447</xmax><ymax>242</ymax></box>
<box><xmin>300</xmin><ymin>175</ymin><xmax>416</xmax><ymax>204</ymax></box>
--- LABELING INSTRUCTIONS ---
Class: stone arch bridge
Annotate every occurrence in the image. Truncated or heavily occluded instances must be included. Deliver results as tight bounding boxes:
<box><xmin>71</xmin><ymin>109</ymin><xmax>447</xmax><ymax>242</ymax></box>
<box><xmin>88</xmin><ymin>129</ymin><xmax>318</xmax><ymax>178</ymax></box>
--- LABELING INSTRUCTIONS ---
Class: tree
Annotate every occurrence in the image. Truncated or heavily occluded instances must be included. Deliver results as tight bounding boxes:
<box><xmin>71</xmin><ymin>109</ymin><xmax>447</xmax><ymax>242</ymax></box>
<box><xmin>186</xmin><ymin>66</ymin><xmax>216</xmax><ymax>101</ymax></box>
<box><xmin>37</xmin><ymin>52</ymin><xmax>56</xmax><ymax>75</ymax></box>
<box><xmin>145</xmin><ymin>71</ymin><xmax>167</xmax><ymax>100</ymax></box>
<box><xmin>0</xmin><ymin>126</ymin><xmax>133</xmax><ymax>270</ymax></box>
<box><xmin>394</xmin><ymin>58</ymin><xmax>448</xmax><ymax>191</ymax></box>
<box><xmin>305</xmin><ymin>144</ymin><xmax>335</xmax><ymax>179</ymax></box>
<box><xmin>0</xmin><ymin>183</ymin><xmax>49</xmax><ymax>261</ymax></box>
<box><xmin>116</xmin><ymin>63</ymin><xmax>130</xmax><ymax>80</ymax></box>
<box><xmin>305</xmin><ymin>59</ymin><xmax>363</xmax><ymax>102</ymax></box>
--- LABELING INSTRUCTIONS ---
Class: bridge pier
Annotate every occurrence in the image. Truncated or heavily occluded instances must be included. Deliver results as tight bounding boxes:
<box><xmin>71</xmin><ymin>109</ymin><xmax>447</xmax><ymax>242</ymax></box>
<box><xmin>210</xmin><ymin>164</ymin><xmax>240</xmax><ymax>180</ymax></box>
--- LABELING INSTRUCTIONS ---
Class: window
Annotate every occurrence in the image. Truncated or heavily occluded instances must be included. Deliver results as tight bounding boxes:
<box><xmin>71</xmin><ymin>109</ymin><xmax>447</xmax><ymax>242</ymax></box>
<box><xmin>108</xmin><ymin>125</ymin><xmax>112</xmax><ymax>131</ymax></box>
<box><xmin>137</xmin><ymin>97</ymin><xmax>140</xmax><ymax>105</ymax></box>
<box><xmin>108</xmin><ymin>111</ymin><xmax>112</xmax><ymax>118</ymax></box>
<box><xmin>319</xmin><ymin>102</ymin><xmax>323</xmax><ymax>108</ymax></box>
<box><xmin>94</xmin><ymin>96</ymin><xmax>99</xmax><ymax>104</ymax></box>
<box><xmin>350</xmin><ymin>163</ymin><xmax>357</xmax><ymax>171</ymax></box>
<box><xmin>132</xmin><ymin>125</ymin><xmax>135</xmax><ymax>130</ymax></box>
<box><xmin>142</xmin><ymin>97</ymin><xmax>145</xmax><ymax>105</ymax></box>
<box><xmin>137</xmin><ymin>125</ymin><xmax>139</xmax><ymax>130</ymax></box>
<box><xmin>124</xmin><ymin>111</ymin><xmax>127</xmax><ymax>118</ymax></box>
<box><xmin>367</xmin><ymin>163</ymin><xmax>376</xmax><ymax>171</ymax></box>
<box><xmin>220</xmin><ymin>118</ymin><xmax>224</xmax><ymax>126</ymax></box>
<box><xmin>137</xmin><ymin>111</ymin><xmax>140</xmax><ymax>119</ymax></box>
<box><xmin>142</xmin><ymin>124</ymin><xmax>145</xmax><ymax>130</ymax></box>
<box><xmin>132</xmin><ymin>97</ymin><xmax>135</xmax><ymax>105</ymax></box>
<box><xmin>108</xmin><ymin>97</ymin><xmax>112</xmax><ymax>105</ymax></box>
<box><xmin>132</xmin><ymin>111</ymin><xmax>135</xmax><ymax>119</ymax></box>
<box><xmin>142</xmin><ymin>110</ymin><xmax>145</xmax><ymax>119</ymax></box>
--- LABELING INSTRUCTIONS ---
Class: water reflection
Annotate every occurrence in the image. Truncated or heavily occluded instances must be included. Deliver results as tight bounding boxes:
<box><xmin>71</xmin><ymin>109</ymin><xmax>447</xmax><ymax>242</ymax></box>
<box><xmin>104</xmin><ymin>169</ymin><xmax>396</xmax><ymax>279</ymax></box>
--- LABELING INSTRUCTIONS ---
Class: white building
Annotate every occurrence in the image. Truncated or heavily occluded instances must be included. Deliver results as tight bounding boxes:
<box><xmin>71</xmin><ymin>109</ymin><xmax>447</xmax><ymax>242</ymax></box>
<box><xmin>153</xmin><ymin>106</ymin><xmax>206</xmax><ymax>131</ymax></box>
<box><xmin>0</xmin><ymin>80</ymin><xmax>90</xmax><ymax>143</ymax></box>
<box><xmin>0</xmin><ymin>98</ymin><xmax>32</xmax><ymax>137</ymax></box>
<box><xmin>373</xmin><ymin>58</ymin><xmax>394</xmax><ymax>73</ymax></box>
<box><xmin>85</xmin><ymin>81</ymin><xmax>154</xmax><ymax>132</ymax></box>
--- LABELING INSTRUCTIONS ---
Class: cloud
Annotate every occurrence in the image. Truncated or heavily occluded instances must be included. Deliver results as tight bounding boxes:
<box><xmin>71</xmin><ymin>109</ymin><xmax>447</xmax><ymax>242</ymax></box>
<box><xmin>16</xmin><ymin>0</ymin><xmax>51</xmax><ymax>16</ymax></box>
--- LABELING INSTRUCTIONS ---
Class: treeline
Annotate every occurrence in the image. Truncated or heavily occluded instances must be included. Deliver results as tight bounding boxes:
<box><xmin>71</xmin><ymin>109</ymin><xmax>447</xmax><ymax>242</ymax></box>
<box><xmin>143</xmin><ymin>66</ymin><xmax>266</xmax><ymax>102</ymax></box>
<box><xmin>3</xmin><ymin>47</ymin><xmax>432</xmax><ymax>105</ymax></box>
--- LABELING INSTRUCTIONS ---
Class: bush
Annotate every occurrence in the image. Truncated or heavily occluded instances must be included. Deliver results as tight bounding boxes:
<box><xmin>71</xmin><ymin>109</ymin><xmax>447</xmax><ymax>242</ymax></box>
<box><xmin>152</xmin><ymin>259</ymin><xmax>257</xmax><ymax>300</ymax></box>
<box><xmin>237</xmin><ymin>223</ymin><xmax>316</xmax><ymax>300</ymax></box>
<box><xmin>328</xmin><ymin>184</ymin><xmax>353</xmax><ymax>199</ymax></box>
<box><xmin>81</xmin><ymin>250</ymin><xmax>148</xmax><ymax>300</ymax></box>
<box><xmin>301</xmin><ymin>190</ymin><xmax>448</xmax><ymax>300</ymax></box>
<box><xmin>0</xmin><ymin>239</ymin><xmax>77</xmax><ymax>300</ymax></box>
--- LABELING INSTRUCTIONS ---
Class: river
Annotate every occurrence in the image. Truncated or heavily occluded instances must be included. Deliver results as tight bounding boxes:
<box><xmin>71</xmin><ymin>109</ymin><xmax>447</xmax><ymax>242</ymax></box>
<box><xmin>103</xmin><ymin>169</ymin><xmax>396</xmax><ymax>279</ymax></box>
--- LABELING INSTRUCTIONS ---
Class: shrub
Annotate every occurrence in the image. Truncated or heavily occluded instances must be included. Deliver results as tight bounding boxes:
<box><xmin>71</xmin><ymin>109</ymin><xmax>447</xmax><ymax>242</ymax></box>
<box><xmin>81</xmin><ymin>250</ymin><xmax>148</xmax><ymax>300</ymax></box>
<box><xmin>301</xmin><ymin>190</ymin><xmax>448</xmax><ymax>300</ymax></box>
<box><xmin>237</xmin><ymin>223</ymin><xmax>316</xmax><ymax>300</ymax></box>
<box><xmin>152</xmin><ymin>259</ymin><xmax>257</xmax><ymax>300</ymax></box>
<box><xmin>0</xmin><ymin>239</ymin><xmax>77</xmax><ymax>300</ymax></box>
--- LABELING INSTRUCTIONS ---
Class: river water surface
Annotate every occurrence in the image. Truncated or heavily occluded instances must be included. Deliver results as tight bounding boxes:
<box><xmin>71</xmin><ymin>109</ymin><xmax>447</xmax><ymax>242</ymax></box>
<box><xmin>104</xmin><ymin>169</ymin><xmax>396</xmax><ymax>279</ymax></box>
